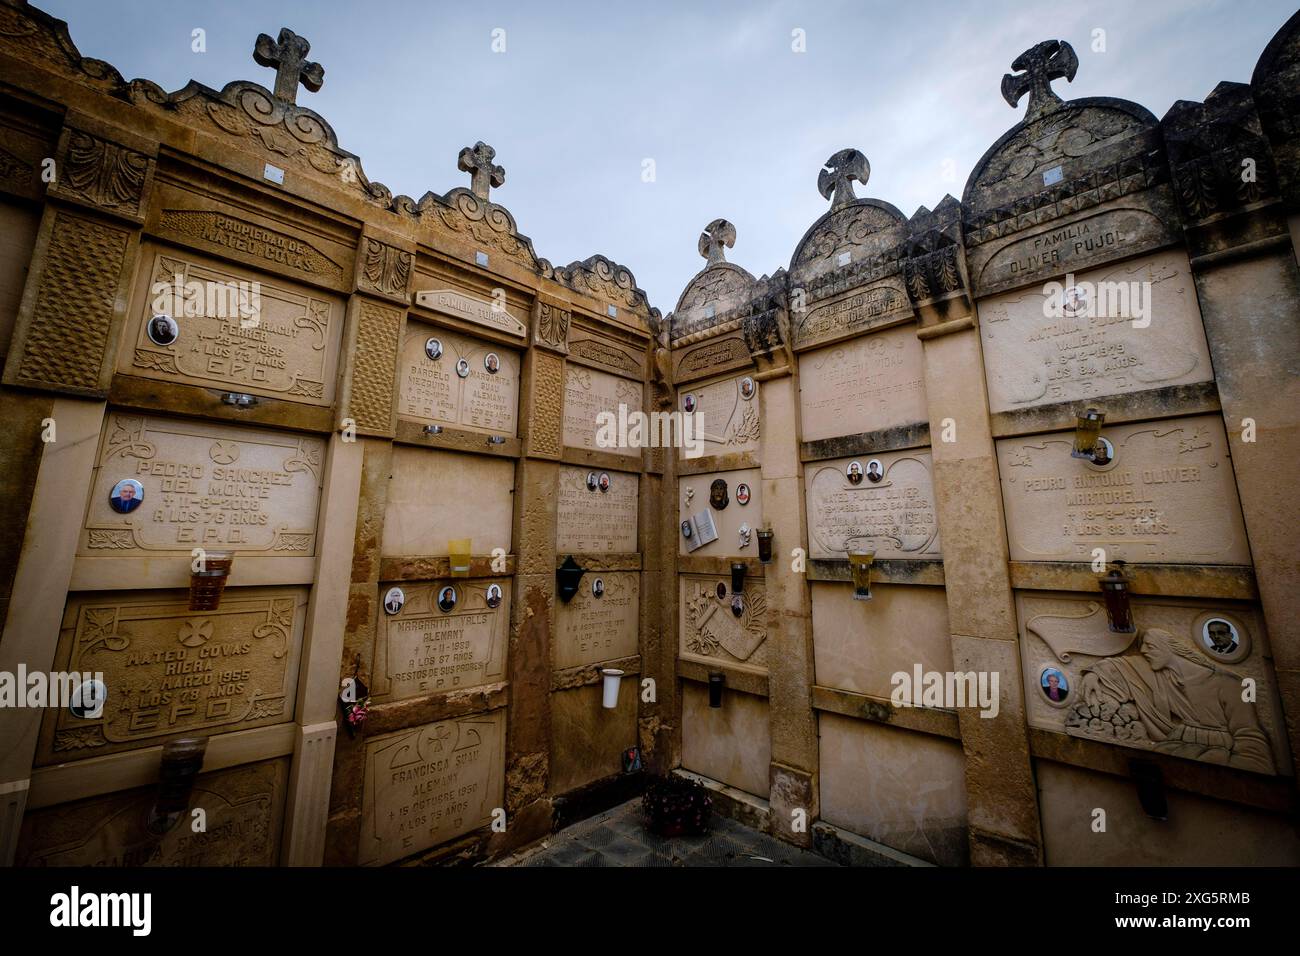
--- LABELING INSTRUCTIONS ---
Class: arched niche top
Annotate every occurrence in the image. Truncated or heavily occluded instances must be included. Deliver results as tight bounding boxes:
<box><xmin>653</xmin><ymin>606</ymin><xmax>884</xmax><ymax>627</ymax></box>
<box><xmin>787</xmin><ymin>198</ymin><xmax>908</xmax><ymax>287</ymax></box>
<box><xmin>962</xmin><ymin>96</ymin><xmax>1159</xmax><ymax>218</ymax></box>
<box><xmin>671</xmin><ymin>262</ymin><xmax>758</xmax><ymax>340</ymax></box>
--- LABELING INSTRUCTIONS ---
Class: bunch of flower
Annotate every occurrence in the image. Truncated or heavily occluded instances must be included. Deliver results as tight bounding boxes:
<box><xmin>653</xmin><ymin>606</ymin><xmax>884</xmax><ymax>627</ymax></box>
<box><xmin>642</xmin><ymin>776</ymin><xmax>713</xmax><ymax>836</ymax></box>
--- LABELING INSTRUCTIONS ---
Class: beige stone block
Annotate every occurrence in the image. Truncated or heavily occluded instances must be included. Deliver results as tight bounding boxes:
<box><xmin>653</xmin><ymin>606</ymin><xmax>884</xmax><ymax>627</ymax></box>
<box><xmin>997</xmin><ymin>414</ymin><xmax>1251</xmax><ymax>565</ymax></box>
<box><xmin>678</xmin><ymin>370</ymin><xmax>760</xmax><ymax>456</ymax></box>
<box><xmin>931</xmin><ymin>455</ymin><xmax>1017</xmax><ymax>639</ymax></box>
<box><xmin>758</xmin><ymin>475</ymin><xmax>808</xmax><ymax>614</ymax></box>
<box><xmin>681</xmin><ymin>682</ymin><xmax>770</xmax><ymax>798</ymax></box>
<box><xmin>1037</xmin><ymin>759</ymin><xmax>1300</xmax><ymax>865</ymax></box>
<box><xmin>678</xmin><ymin>467</ymin><xmax>763</xmax><ymax>558</ymax></box>
<box><xmin>382</xmin><ymin>447</ymin><xmax>514</xmax><ymax>556</ymax></box>
<box><xmin>79</xmin><ymin>411</ymin><xmax>325</xmax><ymax>560</ymax></box>
<box><xmin>357</xmin><ymin>710</ymin><xmax>506</xmax><ymax>866</ymax></box>
<box><xmin>1017</xmin><ymin>592</ymin><xmax>1291</xmax><ymax>777</ymax></box>
<box><xmin>758</xmin><ymin>374</ymin><xmax>799</xmax><ymax>479</ymax></box>
<box><xmin>0</xmin><ymin>201</ymin><xmax>38</xmax><ymax>363</ymax></box>
<box><xmin>805</xmin><ymin>450</ymin><xmax>941</xmax><ymax>560</ymax></box>
<box><xmin>556</xmin><ymin>466</ymin><xmax>638</xmax><ymax>553</ymax></box>
<box><xmin>550</xmin><ymin>683</ymin><xmax>638</xmax><ymax>793</ymax></box>
<box><xmin>811</xmin><ymin>582</ymin><xmax>952</xmax><ymax>699</ymax></box>
<box><xmin>818</xmin><ymin>713</ymin><xmax>968</xmax><ymax>865</ymax></box>
<box><xmin>921</xmin><ymin>328</ymin><xmax>995</xmax><ymax>461</ymax></box>
<box><xmin>563</xmin><ymin>364</ymin><xmax>642</xmax><ymax>457</ymax></box>
<box><xmin>120</xmin><ymin>243</ymin><xmax>345</xmax><ymax>405</ymax></box>
<box><xmin>680</xmin><ymin>573</ymin><xmax>768</xmax><ymax>672</ymax></box>
<box><xmin>979</xmin><ymin>249</ymin><xmax>1213</xmax><ymax>413</ymax></box>
<box><xmin>15</xmin><ymin>757</ymin><xmax>289</xmax><ymax>866</ymax></box>
<box><xmin>949</xmin><ymin>633</ymin><xmax>1040</xmax><ymax>846</ymax></box>
<box><xmin>397</xmin><ymin>318</ymin><xmax>520</xmax><ymax>436</ymax></box>
<box><xmin>36</xmin><ymin>586</ymin><xmax>308</xmax><ymax>765</ymax></box>
<box><xmin>373</xmin><ymin>578</ymin><xmax>510</xmax><ymax>701</ymax></box>
<box><xmin>554</xmin><ymin>570</ymin><xmax>638</xmax><ymax>669</ymax></box>
<box><xmin>799</xmin><ymin>322</ymin><xmax>927</xmax><ymax>441</ymax></box>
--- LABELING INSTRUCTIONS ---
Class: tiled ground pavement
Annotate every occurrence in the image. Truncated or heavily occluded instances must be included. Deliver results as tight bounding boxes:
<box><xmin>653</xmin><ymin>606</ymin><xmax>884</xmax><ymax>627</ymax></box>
<box><xmin>494</xmin><ymin>797</ymin><xmax>840</xmax><ymax>867</ymax></box>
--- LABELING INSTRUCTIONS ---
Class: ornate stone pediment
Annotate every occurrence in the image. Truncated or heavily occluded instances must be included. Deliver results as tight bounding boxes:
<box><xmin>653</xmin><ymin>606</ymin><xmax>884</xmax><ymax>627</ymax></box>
<box><xmin>550</xmin><ymin>254</ymin><xmax>656</xmax><ymax>324</ymax></box>
<box><xmin>789</xmin><ymin>199</ymin><xmax>907</xmax><ymax>287</ymax></box>
<box><xmin>1163</xmin><ymin>83</ymin><xmax>1279</xmax><ymax>227</ymax></box>
<box><xmin>1252</xmin><ymin>10</ymin><xmax>1300</xmax><ymax>207</ymax></box>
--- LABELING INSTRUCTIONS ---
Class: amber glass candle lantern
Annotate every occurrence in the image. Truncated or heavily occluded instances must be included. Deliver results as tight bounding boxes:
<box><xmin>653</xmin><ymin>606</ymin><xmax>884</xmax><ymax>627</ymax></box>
<box><xmin>1072</xmin><ymin>407</ymin><xmax>1105</xmax><ymax>461</ymax></box>
<box><xmin>1099</xmin><ymin>561</ymin><xmax>1135</xmax><ymax>633</ymax></box>
<box><xmin>449</xmin><ymin>538</ymin><xmax>472</xmax><ymax>577</ymax></box>
<box><xmin>848</xmin><ymin>551</ymin><xmax>875</xmax><ymax>602</ymax></box>
<box><xmin>188</xmin><ymin>551</ymin><xmax>233</xmax><ymax>611</ymax></box>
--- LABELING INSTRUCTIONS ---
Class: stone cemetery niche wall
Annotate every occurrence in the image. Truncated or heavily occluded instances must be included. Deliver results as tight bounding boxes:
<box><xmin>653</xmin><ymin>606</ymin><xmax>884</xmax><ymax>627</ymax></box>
<box><xmin>0</xmin><ymin>2</ymin><xmax>663</xmax><ymax>869</ymax></box>
<box><xmin>660</xmin><ymin>18</ymin><xmax>1300</xmax><ymax>867</ymax></box>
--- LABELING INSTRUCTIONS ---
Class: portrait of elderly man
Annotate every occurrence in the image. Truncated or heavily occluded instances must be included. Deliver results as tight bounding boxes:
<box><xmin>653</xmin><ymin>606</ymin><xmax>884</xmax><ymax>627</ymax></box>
<box><xmin>1077</xmin><ymin>627</ymin><xmax>1274</xmax><ymax>774</ymax></box>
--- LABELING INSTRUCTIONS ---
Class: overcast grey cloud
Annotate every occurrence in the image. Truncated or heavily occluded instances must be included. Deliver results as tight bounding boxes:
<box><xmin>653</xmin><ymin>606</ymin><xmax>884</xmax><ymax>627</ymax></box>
<box><xmin>39</xmin><ymin>0</ymin><xmax>1297</xmax><ymax>312</ymax></box>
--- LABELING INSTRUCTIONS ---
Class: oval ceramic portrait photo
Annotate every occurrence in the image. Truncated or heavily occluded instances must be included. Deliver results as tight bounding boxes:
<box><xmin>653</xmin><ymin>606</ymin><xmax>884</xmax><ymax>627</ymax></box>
<box><xmin>1195</xmin><ymin>612</ymin><xmax>1250</xmax><ymax>664</ymax></box>
<box><xmin>1039</xmin><ymin>667</ymin><xmax>1070</xmax><ymax>707</ymax></box>
<box><xmin>146</xmin><ymin>313</ymin><xmax>179</xmax><ymax>347</ymax></box>
<box><xmin>437</xmin><ymin>585</ymin><xmax>458</xmax><ymax>612</ymax></box>
<box><xmin>109</xmin><ymin>478</ymin><xmax>144</xmax><ymax>514</ymax></box>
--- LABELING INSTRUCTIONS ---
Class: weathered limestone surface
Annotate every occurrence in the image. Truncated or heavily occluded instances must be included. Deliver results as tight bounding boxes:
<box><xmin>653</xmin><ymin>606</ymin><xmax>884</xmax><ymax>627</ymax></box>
<box><xmin>1</xmin><ymin>2</ymin><xmax>1298</xmax><ymax>869</ymax></box>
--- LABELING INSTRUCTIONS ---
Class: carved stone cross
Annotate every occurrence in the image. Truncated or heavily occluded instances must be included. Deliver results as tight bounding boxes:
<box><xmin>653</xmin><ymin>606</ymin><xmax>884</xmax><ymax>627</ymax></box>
<box><xmin>458</xmin><ymin>142</ymin><xmax>505</xmax><ymax>200</ymax></box>
<box><xmin>253</xmin><ymin>27</ymin><xmax>324</xmax><ymax>104</ymax></box>
<box><xmin>818</xmin><ymin>148</ymin><xmax>869</xmax><ymax>209</ymax></box>
<box><xmin>1001</xmin><ymin>39</ymin><xmax>1078</xmax><ymax>121</ymax></box>
<box><xmin>698</xmin><ymin>218</ymin><xmax>736</xmax><ymax>265</ymax></box>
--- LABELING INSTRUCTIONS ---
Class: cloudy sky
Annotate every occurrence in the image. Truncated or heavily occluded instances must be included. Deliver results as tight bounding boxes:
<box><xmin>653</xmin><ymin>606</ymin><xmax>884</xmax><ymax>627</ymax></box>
<box><xmin>41</xmin><ymin>0</ymin><xmax>1296</xmax><ymax>312</ymax></box>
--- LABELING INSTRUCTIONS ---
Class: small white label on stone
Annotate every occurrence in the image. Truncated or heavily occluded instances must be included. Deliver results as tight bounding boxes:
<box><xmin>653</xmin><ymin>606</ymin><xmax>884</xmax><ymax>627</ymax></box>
<box><xmin>263</xmin><ymin>163</ymin><xmax>285</xmax><ymax>185</ymax></box>
<box><xmin>1042</xmin><ymin>165</ymin><xmax>1063</xmax><ymax>186</ymax></box>
<box><xmin>475</xmin><ymin>250</ymin><xmax>489</xmax><ymax>267</ymax></box>
<box><xmin>704</xmin><ymin>304</ymin><xmax>715</xmax><ymax>319</ymax></box>
<box><xmin>837</xmin><ymin>250</ymin><xmax>851</xmax><ymax>267</ymax></box>
<box><xmin>607</xmin><ymin>305</ymin><xmax>618</xmax><ymax>318</ymax></box>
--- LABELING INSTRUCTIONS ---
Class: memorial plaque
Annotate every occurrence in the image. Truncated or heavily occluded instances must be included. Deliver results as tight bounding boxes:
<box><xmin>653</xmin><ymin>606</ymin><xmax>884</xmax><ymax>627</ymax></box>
<box><xmin>1017</xmin><ymin>593</ymin><xmax>1288</xmax><ymax>776</ymax></box>
<box><xmin>563</xmin><ymin>365</ymin><xmax>643</xmax><ymax>457</ymax></box>
<box><xmin>80</xmin><ymin>413</ymin><xmax>324</xmax><ymax>557</ymax></box>
<box><xmin>554</xmin><ymin>571</ymin><xmax>639</xmax><ymax>669</ymax></box>
<box><xmin>997</xmin><ymin>415</ymin><xmax>1250</xmax><ymax>564</ymax></box>
<box><xmin>397</xmin><ymin>320</ymin><xmax>519</xmax><ymax>436</ymax></box>
<box><xmin>383</xmin><ymin>448</ymin><xmax>515</xmax><ymax>557</ymax></box>
<box><xmin>805</xmin><ymin>452</ymin><xmax>941</xmax><ymax>560</ymax></box>
<box><xmin>980</xmin><ymin>249</ymin><xmax>1213</xmax><ymax>412</ymax></box>
<box><xmin>678</xmin><ymin>468</ymin><xmax>762</xmax><ymax>558</ymax></box>
<box><xmin>358</xmin><ymin>711</ymin><xmax>506</xmax><ymax>866</ymax></box>
<box><xmin>688</xmin><ymin>372</ymin><xmax>761</xmax><ymax>456</ymax></box>
<box><xmin>799</xmin><ymin>323</ymin><xmax>927</xmax><ymax>442</ymax></box>
<box><xmin>155</xmin><ymin>202</ymin><xmax>349</xmax><ymax>288</ymax></box>
<box><xmin>792</xmin><ymin>282</ymin><xmax>911</xmax><ymax>349</ymax></box>
<box><xmin>37</xmin><ymin>587</ymin><xmax>307</xmax><ymax>764</ymax></box>
<box><xmin>414</xmin><ymin>288</ymin><xmax>526</xmax><ymax>338</ymax></box>
<box><xmin>973</xmin><ymin>207</ymin><xmax>1173</xmax><ymax>297</ymax></box>
<box><xmin>15</xmin><ymin>757</ymin><xmax>288</xmax><ymax>866</ymax></box>
<box><xmin>373</xmin><ymin>579</ymin><xmax>509</xmax><ymax>701</ymax></box>
<box><xmin>679</xmin><ymin>574</ymin><xmax>768</xmax><ymax>672</ymax></box>
<box><xmin>556</xmin><ymin>467</ymin><xmax>639</xmax><ymax>553</ymax></box>
<box><xmin>122</xmin><ymin>245</ymin><xmax>344</xmax><ymax>405</ymax></box>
